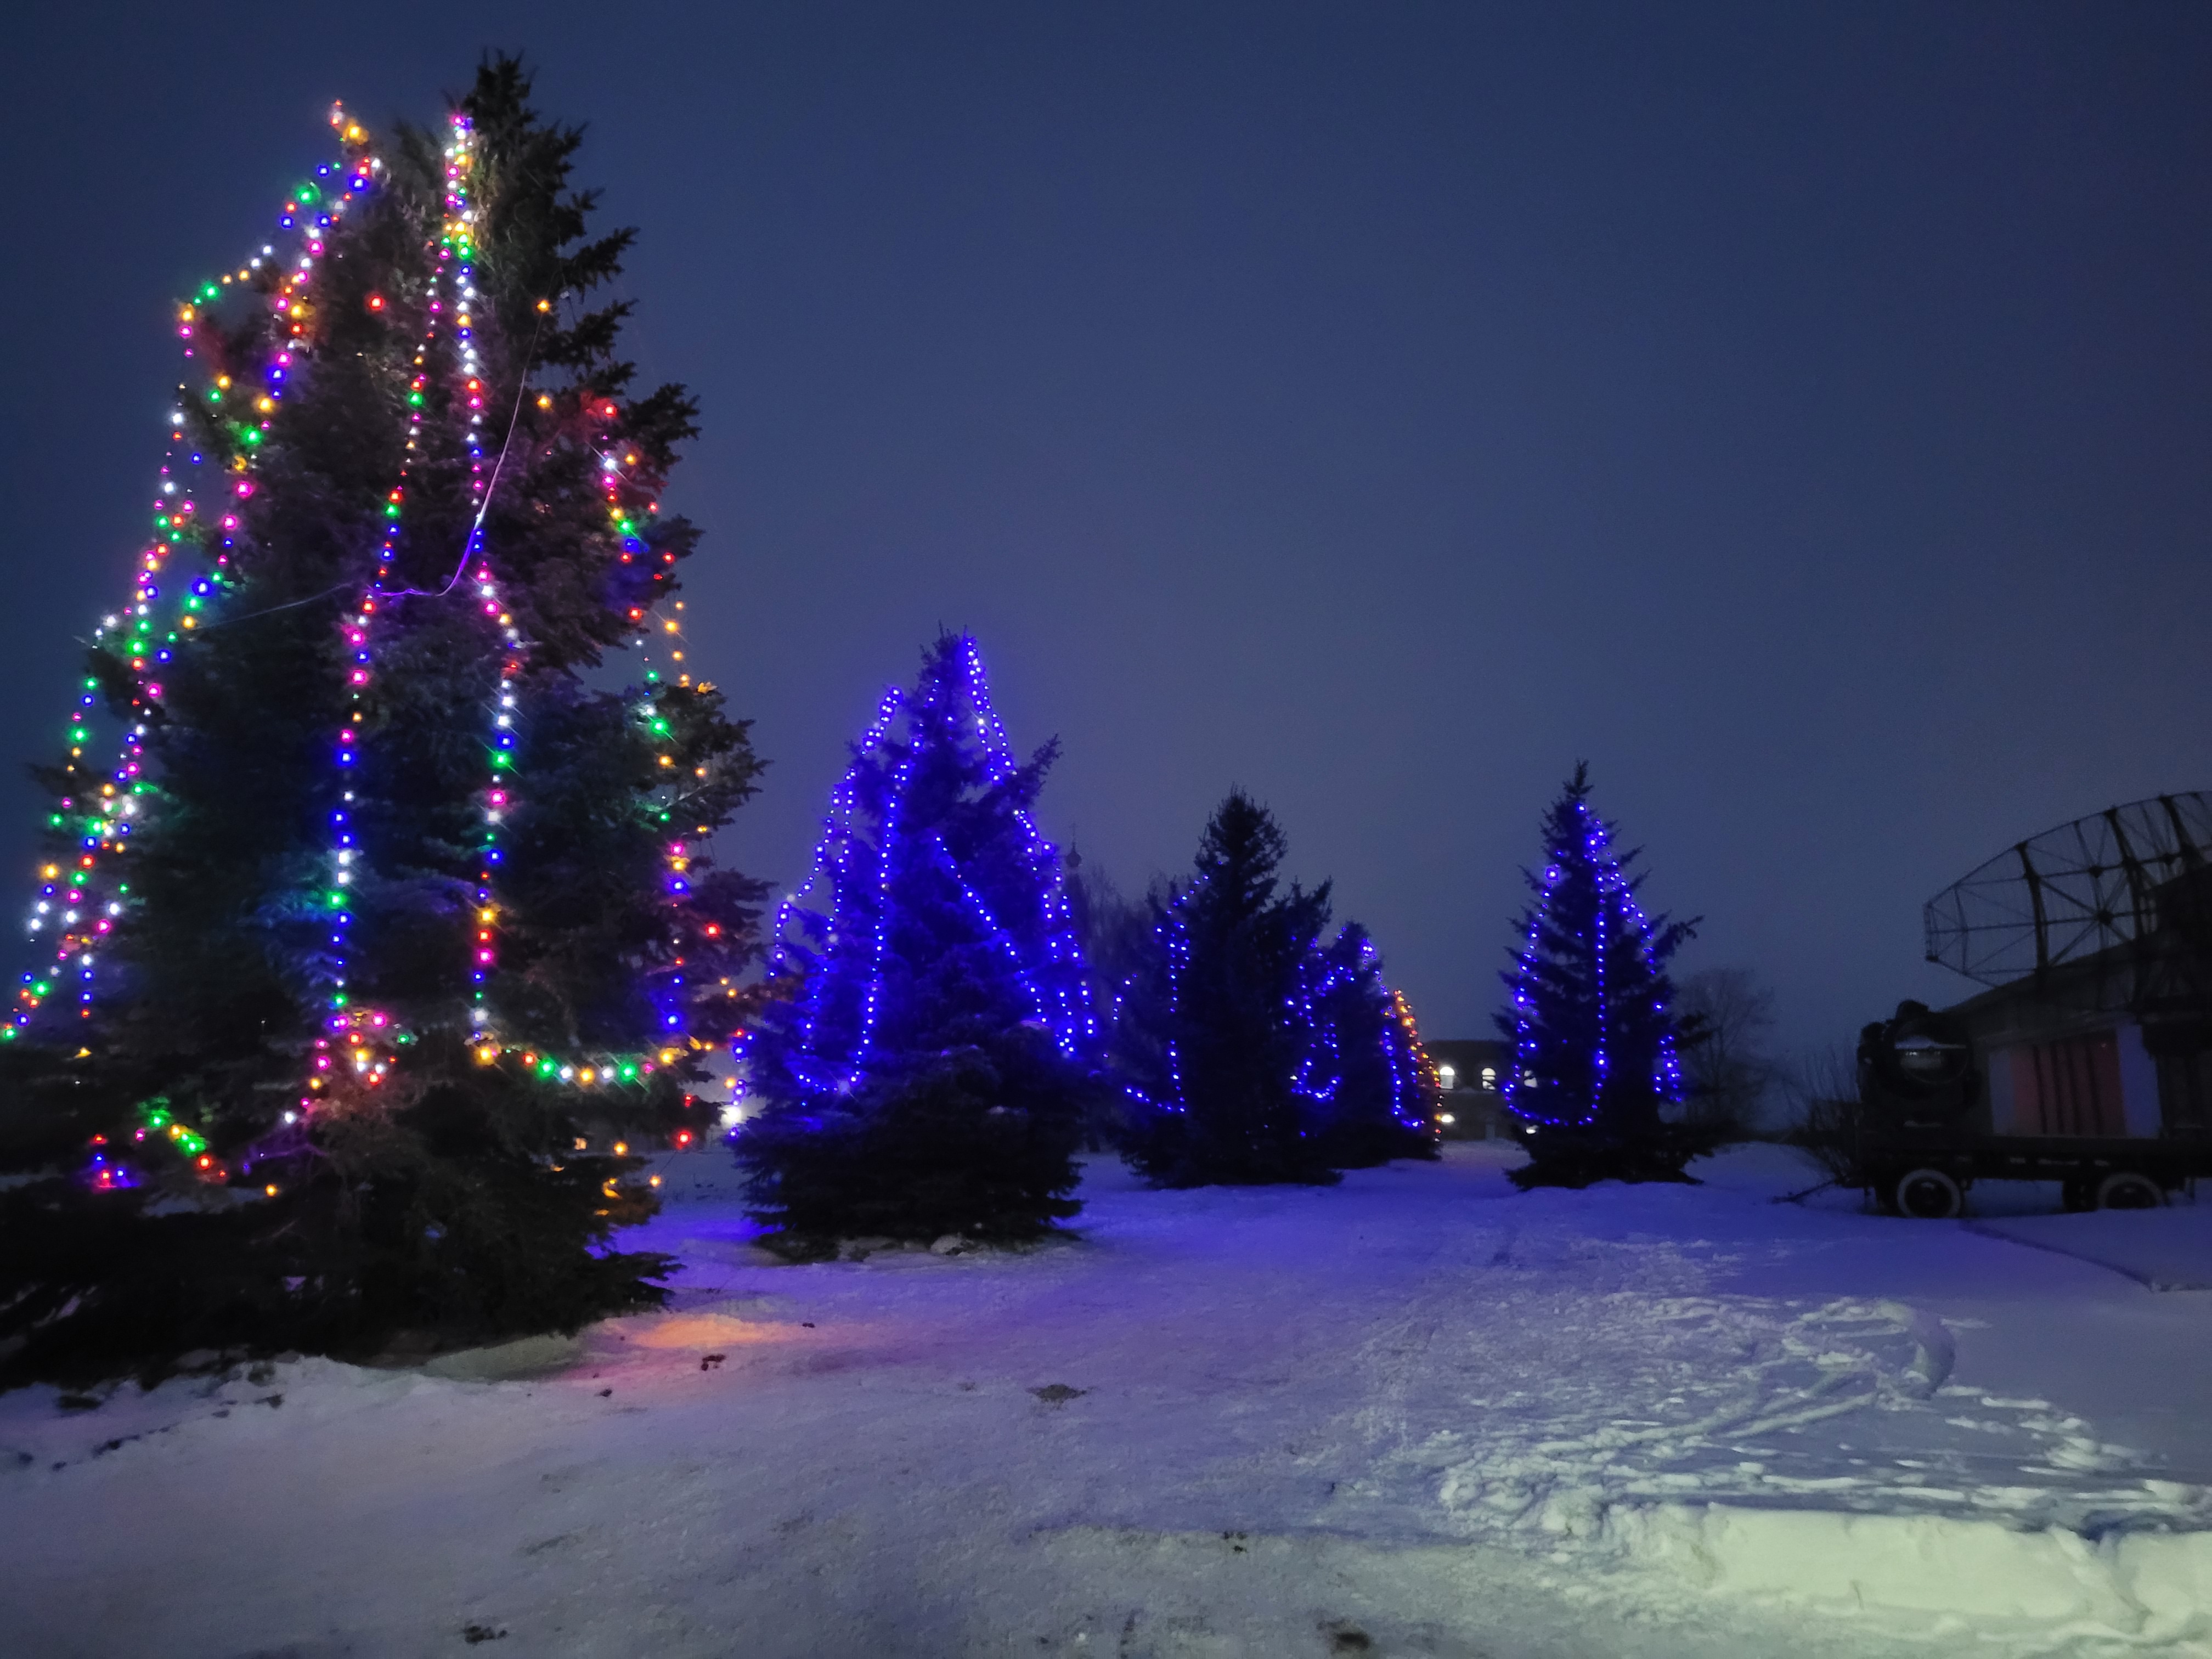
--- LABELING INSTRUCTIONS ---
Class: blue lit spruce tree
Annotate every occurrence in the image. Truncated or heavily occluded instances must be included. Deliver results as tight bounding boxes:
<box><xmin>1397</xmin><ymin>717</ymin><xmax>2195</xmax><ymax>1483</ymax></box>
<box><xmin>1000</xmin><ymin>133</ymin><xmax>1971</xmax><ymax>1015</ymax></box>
<box><xmin>1119</xmin><ymin>791</ymin><xmax>1341</xmax><ymax>1186</ymax></box>
<box><xmin>1299</xmin><ymin>922</ymin><xmax>1442</xmax><ymax>1169</ymax></box>
<box><xmin>1496</xmin><ymin>764</ymin><xmax>1701</xmax><ymax>1188</ymax></box>
<box><xmin>735</xmin><ymin>634</ymin><xmax>1096</xmax><ymax>1254</ymax></box>
<box><xmin>0</xmin><ymin>60</ymin><xmax>765</xmax><ymax>1386</ymax></box>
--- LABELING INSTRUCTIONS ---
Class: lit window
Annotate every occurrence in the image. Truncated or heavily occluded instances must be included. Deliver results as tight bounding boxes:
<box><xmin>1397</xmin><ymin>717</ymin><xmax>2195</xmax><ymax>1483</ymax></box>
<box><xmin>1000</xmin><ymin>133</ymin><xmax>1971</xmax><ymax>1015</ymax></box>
<box><xmin>1437</xmin><ymin>1064</ymin><xmax>1457</xmax><ymax>1090</ymax></box>
<box><xmin>1480</xmin><ymin>1066</ymin><xmax>1497</xmax><ymax>1088</ymax></box>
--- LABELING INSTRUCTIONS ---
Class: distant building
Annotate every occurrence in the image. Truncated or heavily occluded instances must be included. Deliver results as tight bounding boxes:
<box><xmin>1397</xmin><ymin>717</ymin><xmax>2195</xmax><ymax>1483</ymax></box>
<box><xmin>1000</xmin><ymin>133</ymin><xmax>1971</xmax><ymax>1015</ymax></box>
<box><xmin>1424</xmin><ymin>1039</ymin><xmax>1517</xmax><ymax>1138</ymax></box>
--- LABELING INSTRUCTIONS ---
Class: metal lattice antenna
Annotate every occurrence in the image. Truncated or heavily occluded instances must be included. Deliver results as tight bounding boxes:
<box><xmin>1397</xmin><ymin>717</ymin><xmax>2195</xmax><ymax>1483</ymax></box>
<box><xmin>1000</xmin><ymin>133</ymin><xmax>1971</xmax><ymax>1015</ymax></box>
<box><xmin>1923</xmin><ymin>792</ymin><xmax>2212</xmax><ymax>1022</ymax></box>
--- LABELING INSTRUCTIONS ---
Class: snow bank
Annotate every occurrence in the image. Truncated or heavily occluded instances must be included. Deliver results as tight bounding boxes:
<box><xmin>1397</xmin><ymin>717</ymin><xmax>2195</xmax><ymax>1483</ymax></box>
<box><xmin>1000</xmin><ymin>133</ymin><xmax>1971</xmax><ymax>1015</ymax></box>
<box><xmin>1971</xmin><ymin>1203</ymin><xmax>2212</xmax><ymax>1291</ymax></box>
<box><xmin>1611</xmin><ymin>1502</ymin><xmax>2212</xmax><ymax>1645</ymax></box>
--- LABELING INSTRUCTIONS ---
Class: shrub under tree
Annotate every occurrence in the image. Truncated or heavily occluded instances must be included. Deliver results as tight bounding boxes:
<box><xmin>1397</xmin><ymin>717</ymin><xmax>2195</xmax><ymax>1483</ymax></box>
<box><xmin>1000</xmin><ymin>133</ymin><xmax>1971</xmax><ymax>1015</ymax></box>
<box><xmin>0</xmin><ymin>60</ymin><xmax>764</xmax><ymax>1386</ymax></box>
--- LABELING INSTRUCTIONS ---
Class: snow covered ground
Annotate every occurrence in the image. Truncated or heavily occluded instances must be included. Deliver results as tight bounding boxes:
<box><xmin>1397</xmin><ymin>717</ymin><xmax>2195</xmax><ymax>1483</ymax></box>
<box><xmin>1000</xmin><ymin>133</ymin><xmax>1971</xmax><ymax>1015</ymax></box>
<box><xmin>2</xmin><ymin>1142</ymin><xmax>2208</xmax><ymax>1657</ymax></box>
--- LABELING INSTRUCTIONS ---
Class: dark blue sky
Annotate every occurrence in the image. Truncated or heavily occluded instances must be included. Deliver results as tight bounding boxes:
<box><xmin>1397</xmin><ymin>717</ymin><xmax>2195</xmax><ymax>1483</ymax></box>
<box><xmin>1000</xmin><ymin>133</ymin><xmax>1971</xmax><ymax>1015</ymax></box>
<box><xmin>3</xmin><ymin>3</ymin><xmax>2207</xmax><ymax>1058</ymax></box>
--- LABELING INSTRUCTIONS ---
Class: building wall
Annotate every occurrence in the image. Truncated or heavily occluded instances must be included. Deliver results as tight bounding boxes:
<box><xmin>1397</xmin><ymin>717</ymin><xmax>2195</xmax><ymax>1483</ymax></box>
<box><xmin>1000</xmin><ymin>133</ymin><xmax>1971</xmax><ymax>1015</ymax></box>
<box><xmin>2156</xmin><ymin>1048</ymin><xmax>2212</xmax><ymax>1133</ymax></box>
<box><xmin>1960</xmin><ymin>995</ymin><xmax>2165</xmax><ymax>1139</ymax></box>
<box><xmin>2116</xmin><ymin>1025</ymin><xmax>2164</xmax><ymax>1137</ymax></box>
<box><xmin>1985</xmin><ymin>1045</ymin><xmax>2018</xmax><ymax>1135</ymax></box>
<box><xmin>1425</xmin><ymin>1040</ymin><xmax>1515</xmax><ymax>1138</ymax></box>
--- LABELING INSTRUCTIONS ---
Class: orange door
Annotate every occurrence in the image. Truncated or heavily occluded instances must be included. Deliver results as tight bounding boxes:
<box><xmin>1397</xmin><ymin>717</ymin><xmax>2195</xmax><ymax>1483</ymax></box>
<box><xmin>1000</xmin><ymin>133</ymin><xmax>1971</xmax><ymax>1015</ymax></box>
<box><xmin>2013</xmin><ymin>1031</ymin><xmax>2125</xmax><ymax>1136</ymax></box>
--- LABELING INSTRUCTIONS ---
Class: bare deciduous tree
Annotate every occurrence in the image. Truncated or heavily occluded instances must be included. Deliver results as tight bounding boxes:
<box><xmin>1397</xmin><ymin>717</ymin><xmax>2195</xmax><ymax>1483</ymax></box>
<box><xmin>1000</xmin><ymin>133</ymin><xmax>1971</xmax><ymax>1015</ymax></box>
<box><xmin>1781</xmin><ymin>1046</ymin><xmax>1866</xmax><ymax>1187</ymax></box>
<box><xmin>1673</xmin><ymin>967</ymin><xmax>1778</xmax><ymax>1139</ymax></box>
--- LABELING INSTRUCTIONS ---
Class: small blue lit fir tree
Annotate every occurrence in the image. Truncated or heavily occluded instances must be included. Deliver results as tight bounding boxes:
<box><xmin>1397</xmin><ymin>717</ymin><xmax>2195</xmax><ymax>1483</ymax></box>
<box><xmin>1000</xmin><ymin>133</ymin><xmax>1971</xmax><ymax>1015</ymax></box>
<box><xmin>1496</xmin><ymin>764</ymin><xmax>1700</xmax><ymax>1188</ymax></box>
<box><xmin>1299</xmin><ymin>923</ymin><xmax>1442</xmax><ymax>1169</ymax></box>
<box><xmin>735</xmin><ymin>634</ymin><xmax>1094</xmax><ymax>1250</ymax></box>
<box><xmin>1118</xmin><ymin>791</ymin><xmax>1339</xmax><ymax>1186</ymax></box>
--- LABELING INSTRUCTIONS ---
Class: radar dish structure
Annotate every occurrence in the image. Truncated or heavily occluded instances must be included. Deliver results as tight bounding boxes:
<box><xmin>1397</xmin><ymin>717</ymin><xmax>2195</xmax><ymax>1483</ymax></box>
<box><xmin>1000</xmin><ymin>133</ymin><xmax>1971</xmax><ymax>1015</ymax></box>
<box><xmin>1923</xmin><ymin>792</ymin><xmax>2212</xmax><ymax>1030</ymax></box>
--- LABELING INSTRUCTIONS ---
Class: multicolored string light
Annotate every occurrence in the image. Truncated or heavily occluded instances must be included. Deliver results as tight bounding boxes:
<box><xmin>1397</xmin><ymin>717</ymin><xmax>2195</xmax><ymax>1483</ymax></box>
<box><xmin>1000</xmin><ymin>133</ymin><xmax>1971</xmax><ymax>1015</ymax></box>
<box><xmin>33</xmin><ymin>99</ymin><xmax>735</xmax><ymax>1194</ymax></box>
<box><xmin>305</xmin><ymin>115</ymin><xmax>472</xmax><ymax>1122</ymax></box>
<box><xmin>433</xmin><ymin>113</ymin><xmax>530</xmax><ymax>1040</ymax></box>
<box><xmin>13</xmin><ymin>106</ymin><xmax>378</xmax><ymax>1045</ymax></box>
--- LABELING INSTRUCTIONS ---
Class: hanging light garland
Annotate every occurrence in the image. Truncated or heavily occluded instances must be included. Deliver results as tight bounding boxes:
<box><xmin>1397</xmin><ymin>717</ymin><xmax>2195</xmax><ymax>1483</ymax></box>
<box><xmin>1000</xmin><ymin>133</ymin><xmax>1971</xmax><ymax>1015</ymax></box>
<box><xmin>1384</xmin><ymin>985</ymin><xmax>1441</xmax><ymax>1130</ymax></box>
<box><xmin>304</xmin><ymin>115</ymin><xmax>481</xmax><ymax>1124</ymax></box>
<box><xmin>428</xmin><ymin>112</ymin><xmax>532</xmax><ymax>1045</ymax></box>
<box><xmin>464</xmin><ymin>303</ymin><xmax>715</xmax><ymax>1083</ymax></box>
<box><xmin>955</xmin><ymin>637</ymin><xmax>1095</xmax><ymax>1058</ymax></box>
<box><xmin>12</xmin><ymin>107</ymin><xmax>378</xmax><ymax>1042</ymax></box>
<box><xmin>741</xmin><ymin>640</ymin><xmax>1090</xmax><ymax>1110</ymax></box>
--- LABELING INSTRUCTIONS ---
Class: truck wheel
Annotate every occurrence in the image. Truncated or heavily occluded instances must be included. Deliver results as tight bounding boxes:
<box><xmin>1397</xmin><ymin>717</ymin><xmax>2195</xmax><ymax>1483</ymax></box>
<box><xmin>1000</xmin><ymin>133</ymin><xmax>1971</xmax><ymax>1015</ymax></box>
<box><xmin>2096</xmin><ymin>1171</ymin><xmax>2164</xmax><ymax>1210</ymax></box>
<box><xmin>1893</xmin><ymin>1167</ymin><xmax>1963</xmax><ymax>1220</ymax></box>
<box><xmin>2061</xmin><ymin>1176</ymin><xmax>2097</xmax><ymax>1213</ymax></box>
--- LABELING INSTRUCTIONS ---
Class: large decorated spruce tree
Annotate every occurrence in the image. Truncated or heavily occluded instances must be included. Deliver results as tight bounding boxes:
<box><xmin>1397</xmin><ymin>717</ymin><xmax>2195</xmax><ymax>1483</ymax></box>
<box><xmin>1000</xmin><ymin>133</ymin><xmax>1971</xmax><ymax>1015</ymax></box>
<box><xmin>735</xmin><ymin>634</ymin><xmax>1094</xmax><ymax>1251</ymax></box>
<box><xmin>0</xmin><ymin>60</ymin><xmax>764</xmax><ymax>1384</ymax></box>
<box><xmin>1496</xmin><ymin>764</ymin><xmax>1699</xmax><ymax>1187</ymax></box>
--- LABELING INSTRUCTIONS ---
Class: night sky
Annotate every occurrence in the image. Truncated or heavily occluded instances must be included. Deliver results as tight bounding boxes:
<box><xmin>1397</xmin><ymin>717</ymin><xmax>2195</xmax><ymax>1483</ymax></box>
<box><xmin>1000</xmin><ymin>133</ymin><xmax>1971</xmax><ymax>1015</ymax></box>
<box><xmin>4</xmin><ymin>4</ymin><xmax>2208</xmax><ymax>1063</ymax></box>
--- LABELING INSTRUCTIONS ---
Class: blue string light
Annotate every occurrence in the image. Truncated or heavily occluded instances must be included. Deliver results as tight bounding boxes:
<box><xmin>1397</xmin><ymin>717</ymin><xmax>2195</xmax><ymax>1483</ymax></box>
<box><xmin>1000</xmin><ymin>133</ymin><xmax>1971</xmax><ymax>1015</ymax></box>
<box><xmin>740</xmin><ymin>635</ymin><xmax>1091</xmax><ymax>1112</ymax></box>
<box><xmin>1501</xmin><ymin>796</ymin><xmax>1684</xmax><ymax>1129</ymax></box>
